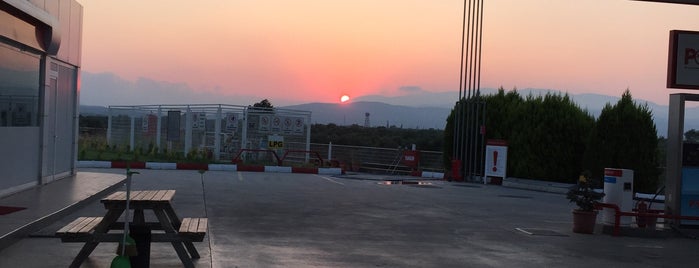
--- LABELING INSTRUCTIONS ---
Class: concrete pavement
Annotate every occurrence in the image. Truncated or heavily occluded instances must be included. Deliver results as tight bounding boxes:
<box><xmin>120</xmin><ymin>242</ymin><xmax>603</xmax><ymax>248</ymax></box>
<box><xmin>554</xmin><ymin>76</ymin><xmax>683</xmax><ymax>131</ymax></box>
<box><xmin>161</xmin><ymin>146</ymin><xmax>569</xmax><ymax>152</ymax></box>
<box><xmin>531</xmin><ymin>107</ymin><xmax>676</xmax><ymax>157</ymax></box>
<box><xmin>0</xmin><ymin>172</ymin><xmax>125</xmax><ymax>251</ymax></box>
<box><xmin>1</xmin><ymin>169</ymin><xmax>698</xmax><ymax>267</ymax></box>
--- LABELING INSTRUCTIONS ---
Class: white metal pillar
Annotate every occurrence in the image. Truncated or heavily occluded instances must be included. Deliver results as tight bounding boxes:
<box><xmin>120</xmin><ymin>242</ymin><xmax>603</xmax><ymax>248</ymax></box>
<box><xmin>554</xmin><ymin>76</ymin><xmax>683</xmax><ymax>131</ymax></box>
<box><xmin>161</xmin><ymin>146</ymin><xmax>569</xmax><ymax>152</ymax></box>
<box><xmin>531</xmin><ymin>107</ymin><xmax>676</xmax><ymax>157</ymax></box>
<box><xmin>241</xmin><ymin>107</ymin><xmax>248</xmax><ymax>161</ymax></box>
<box><xmin>107</xmin><ymin>107</ymin><xmax>112</xmax><ymax>146</ymax></box>
<box><xmin>305</xmin><ymin>113</ymin><xmax>311</xmax><ymax>162</ymax></box>
<box><xmin>328</xmin><ymin>142</ymin><xmax>333</xmax><ymax>160</ymax></box>
<box><xmin>129</xmin><ymin>116</ymin><xmax>135</xmax><ymax>151</ymax></box>
<box><xmin>214</xmin><ymin>106</ymin><xmax>222</xmax><ymax>161</ymax></box>
<box><xmin>156</xmin><ymin>106</ymin><xmax>162</xmax><ymax>152</ymax></box>
<box><xmin>185</xmin><ymin>106</ymin><xmax>193</xmax><ymax>157</ymax></box>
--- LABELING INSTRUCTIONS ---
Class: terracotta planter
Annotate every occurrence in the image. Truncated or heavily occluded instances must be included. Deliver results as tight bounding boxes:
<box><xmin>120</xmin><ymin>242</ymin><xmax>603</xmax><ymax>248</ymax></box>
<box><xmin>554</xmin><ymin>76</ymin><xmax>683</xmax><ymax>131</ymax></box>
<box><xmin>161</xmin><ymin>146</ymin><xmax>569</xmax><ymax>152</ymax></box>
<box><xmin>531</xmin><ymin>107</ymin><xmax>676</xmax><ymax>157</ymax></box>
<box><xmin>572</xmin><ymin>209</ymin><xmax>598</xmax><ymax>234</ymax></box>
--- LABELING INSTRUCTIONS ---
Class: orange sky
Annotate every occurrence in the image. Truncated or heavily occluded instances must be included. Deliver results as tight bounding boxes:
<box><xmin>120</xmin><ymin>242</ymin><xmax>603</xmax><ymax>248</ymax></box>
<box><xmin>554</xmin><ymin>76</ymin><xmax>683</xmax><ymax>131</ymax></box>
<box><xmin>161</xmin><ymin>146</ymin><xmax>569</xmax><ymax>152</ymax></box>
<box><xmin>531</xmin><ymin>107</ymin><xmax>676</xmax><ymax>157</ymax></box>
<box><xmin>80</xmin><ymin>0</ymin><xmax>699</xmax><ymax>105</ymax></box>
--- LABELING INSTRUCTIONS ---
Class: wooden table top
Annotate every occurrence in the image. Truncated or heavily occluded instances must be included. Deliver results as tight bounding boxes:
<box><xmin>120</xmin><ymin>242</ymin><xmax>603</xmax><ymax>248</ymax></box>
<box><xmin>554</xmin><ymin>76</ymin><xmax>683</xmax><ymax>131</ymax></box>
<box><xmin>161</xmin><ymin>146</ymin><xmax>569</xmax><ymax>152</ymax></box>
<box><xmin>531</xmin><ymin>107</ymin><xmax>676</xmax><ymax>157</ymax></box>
<box><xmin>101</xmin><ymin>190</ymin><xmax>176</xmax><ymax>204</ymax></box>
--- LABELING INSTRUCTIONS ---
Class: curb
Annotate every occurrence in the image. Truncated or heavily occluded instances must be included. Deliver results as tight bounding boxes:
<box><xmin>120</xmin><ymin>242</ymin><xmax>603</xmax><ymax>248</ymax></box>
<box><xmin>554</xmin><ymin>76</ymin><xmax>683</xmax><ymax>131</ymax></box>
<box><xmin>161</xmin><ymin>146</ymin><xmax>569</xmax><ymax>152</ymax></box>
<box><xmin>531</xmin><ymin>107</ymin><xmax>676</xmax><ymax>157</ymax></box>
<box><xmin>76</xmin><ymin>161</ymin><xmax>443</xmax><ymax>178</ymax></box>
<box><xmin>77</xmin><ymin>161</ymin><xmax>343</xmax><ymax>175</ymax></box>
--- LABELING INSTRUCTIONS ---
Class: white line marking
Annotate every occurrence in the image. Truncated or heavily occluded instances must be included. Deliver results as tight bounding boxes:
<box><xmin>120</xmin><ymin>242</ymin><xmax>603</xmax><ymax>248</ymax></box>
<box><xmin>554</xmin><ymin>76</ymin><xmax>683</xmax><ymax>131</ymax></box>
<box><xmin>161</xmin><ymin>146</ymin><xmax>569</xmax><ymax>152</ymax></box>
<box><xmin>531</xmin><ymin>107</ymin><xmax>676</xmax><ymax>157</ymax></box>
<box><xmin>626</xmin><ymin>244</ymin><xmax>664</xmax><ymax>249</ymax></box>
<box><xmin>237</xmin><ymin>172</ymin><xmax>244</xmax><ymax>181</ymax></box>
<box><xmin>314</xmin><ymin>175</ymin><xmax>345</xmax><ymax>185</ymax></box>
<box><xmin>515</xmin><ymin>228</ymin><xmax>533</xmax><ymax>235</ymax></box>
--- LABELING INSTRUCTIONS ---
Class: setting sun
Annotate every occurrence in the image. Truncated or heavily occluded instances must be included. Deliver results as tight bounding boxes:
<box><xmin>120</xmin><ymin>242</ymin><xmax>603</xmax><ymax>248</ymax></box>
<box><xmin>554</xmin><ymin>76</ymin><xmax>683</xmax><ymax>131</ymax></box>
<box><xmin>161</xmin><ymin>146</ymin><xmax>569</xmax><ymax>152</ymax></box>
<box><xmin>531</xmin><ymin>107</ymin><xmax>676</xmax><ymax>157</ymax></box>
<box><xmin>340</xmin><ymin>95</ymin><xmax>350</xmax><ymax>103</ymax></box>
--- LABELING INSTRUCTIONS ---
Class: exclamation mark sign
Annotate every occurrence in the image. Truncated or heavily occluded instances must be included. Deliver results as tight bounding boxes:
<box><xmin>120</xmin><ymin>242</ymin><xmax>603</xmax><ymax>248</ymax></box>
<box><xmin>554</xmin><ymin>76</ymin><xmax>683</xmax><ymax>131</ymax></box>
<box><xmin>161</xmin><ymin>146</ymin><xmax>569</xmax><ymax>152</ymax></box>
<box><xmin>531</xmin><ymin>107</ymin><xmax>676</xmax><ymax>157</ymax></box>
<box><xmin>492</xmin><ymin>151</ymin><xmax>498</xmax><ymax>172</ymax></box>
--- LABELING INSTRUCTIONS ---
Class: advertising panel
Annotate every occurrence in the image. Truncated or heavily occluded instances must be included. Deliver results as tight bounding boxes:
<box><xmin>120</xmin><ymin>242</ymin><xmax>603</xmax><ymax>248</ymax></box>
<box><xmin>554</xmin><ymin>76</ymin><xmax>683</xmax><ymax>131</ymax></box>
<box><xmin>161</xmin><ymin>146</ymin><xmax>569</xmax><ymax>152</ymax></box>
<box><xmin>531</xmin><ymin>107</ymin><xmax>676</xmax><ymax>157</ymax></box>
<box><xmin>225</xmin><ymin>113</ymin><xmax>239</xmax><ymax>132</ymax></box>
<box><xmin>293</xmin><ymin>117</ymin><xmax>305</xmax><ymax>135</ymax></box>
<box><xmin>271</xmin><ymin>116</ymin><xmax>282</xmax><ymax>132</ymax></box>
<box><xmin>668</xmin><ymin>30</ymin><xmax>699</xmax><ymax>89</ymax></box>
<box><xmin>259</xmin><ymin>115</ymin><xmax>270</xmax><ymax>132</ymax></box>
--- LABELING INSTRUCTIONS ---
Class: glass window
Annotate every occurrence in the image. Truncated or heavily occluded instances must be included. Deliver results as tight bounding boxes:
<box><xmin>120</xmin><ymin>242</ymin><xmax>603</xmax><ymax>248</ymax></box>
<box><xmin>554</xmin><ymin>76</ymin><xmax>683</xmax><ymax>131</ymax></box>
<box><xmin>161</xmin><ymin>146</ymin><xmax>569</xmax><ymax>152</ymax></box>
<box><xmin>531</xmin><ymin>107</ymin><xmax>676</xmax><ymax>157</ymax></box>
<box><xmin>0</xmin><ymin>43</ymin><xmax>41</xmax><ymax>127</ymax></box>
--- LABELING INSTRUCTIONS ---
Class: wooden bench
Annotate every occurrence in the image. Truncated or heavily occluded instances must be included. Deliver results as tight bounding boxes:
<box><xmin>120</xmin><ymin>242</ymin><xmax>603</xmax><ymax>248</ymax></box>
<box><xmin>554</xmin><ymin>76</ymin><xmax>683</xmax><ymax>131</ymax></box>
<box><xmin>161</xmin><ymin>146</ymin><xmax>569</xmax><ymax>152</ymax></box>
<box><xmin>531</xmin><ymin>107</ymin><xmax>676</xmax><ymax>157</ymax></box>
<box><xmin>178</xmin><ymin>217</ymin><xmax>208</xmax><ymax>242</ymax></box>
<box><xmin>56</xmin><ymin>217</ymin><xmax>104</xmax><ymax>242</ymax></box>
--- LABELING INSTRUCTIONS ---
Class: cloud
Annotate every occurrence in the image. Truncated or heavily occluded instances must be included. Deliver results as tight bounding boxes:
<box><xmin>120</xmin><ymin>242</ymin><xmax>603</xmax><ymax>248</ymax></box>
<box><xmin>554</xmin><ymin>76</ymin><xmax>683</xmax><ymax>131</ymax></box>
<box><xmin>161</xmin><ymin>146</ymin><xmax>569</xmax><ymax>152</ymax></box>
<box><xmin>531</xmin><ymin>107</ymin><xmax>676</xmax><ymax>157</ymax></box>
<box><xmin>80</xmin><ymin>72</ymin><xmax>261</xmax><ymax>107</ymax></box>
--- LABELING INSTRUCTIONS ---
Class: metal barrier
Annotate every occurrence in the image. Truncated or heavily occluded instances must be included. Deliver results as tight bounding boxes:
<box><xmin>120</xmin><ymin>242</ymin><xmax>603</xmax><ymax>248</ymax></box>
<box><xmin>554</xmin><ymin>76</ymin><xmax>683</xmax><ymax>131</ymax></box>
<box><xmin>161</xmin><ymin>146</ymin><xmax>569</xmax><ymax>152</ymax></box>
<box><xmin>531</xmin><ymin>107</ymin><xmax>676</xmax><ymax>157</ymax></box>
<box><xmin>300</xmin><ymin>143</ymin><xmax>445</xmax><ymax>173</ymax></box>
<box><xmin>594</xmin><ymin>202</ymin><xmax>699</xmax><ymax>236</ymax></box>
<box><xmin>105</xmin><ymin>105</ymin><xmax>444</xmax><ymax>172</ymax></box>
<box><xmin>107</xmin><ymin>104</ymin><xmax>311</xmax><ymax>162</ymax></box>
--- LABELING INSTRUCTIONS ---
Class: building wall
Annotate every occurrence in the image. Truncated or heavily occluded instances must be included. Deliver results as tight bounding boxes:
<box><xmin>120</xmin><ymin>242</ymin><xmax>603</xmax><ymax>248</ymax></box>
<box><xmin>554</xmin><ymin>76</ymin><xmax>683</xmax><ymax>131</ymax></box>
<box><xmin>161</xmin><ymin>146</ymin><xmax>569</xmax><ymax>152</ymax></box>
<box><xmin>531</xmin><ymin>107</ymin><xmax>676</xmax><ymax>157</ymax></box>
<box><xmin>0</xmin><ymin>0</ymin><xmax>82</xmax><ymax>197</ymax></box>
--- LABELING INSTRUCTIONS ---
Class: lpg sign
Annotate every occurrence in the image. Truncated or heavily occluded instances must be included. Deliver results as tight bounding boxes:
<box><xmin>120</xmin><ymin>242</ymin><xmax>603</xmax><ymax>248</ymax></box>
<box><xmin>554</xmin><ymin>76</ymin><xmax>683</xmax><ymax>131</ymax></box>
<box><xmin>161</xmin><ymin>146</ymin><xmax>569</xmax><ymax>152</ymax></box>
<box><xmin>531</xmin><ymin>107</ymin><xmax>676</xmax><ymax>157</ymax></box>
<box><xmin>668</xmin><ymin>30</ymin><xmax>699</xmax><ymax>89</ymax></box>
<box><xmin>268</xmin><ymin>135</ymin><xmax>284</xmax><ymax>149</ymax></box>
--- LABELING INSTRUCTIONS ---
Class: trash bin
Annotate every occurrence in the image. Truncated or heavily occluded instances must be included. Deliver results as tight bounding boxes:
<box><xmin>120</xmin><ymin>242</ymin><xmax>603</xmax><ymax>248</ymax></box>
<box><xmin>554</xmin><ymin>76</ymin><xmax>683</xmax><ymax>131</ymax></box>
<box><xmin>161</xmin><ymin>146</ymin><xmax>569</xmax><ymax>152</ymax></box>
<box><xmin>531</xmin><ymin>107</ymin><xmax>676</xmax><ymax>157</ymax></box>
<box><xmin>603</xmin><ymin>168</ymin><xmax>634</xmax><ymax>226</ymax></box>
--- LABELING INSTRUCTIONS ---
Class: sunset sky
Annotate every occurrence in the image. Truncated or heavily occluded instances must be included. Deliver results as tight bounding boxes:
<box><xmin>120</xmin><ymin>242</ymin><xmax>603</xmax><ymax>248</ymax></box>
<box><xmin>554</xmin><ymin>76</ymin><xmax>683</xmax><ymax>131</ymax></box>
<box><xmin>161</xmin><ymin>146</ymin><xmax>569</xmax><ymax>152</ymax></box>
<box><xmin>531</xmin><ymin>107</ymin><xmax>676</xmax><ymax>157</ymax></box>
<box><xmin>80</xmin><ymin>0</ymin><xmax>699</xmax><ymax>106</ymax></box>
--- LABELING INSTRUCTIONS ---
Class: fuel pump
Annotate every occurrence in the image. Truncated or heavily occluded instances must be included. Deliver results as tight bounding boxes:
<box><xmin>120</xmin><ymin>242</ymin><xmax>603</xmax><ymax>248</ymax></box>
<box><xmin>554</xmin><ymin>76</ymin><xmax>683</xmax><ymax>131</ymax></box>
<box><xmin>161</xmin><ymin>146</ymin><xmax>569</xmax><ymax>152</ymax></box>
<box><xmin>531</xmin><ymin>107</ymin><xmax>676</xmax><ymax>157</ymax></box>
<box><xmin>680</xmin><ymin>143</ymin><xmax>699</xmax><ymax>226</ymax></box>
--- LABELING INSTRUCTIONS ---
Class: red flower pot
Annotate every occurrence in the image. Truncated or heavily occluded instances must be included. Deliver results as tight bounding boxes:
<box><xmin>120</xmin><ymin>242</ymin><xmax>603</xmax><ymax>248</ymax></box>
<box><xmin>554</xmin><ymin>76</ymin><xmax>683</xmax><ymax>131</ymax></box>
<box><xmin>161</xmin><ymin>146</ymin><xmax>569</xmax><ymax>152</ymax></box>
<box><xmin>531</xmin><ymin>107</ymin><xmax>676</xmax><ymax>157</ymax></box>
<box><xmin>572</xmin><ymin>210</ymin><xmax>598</xmax><ymax>234</ymax></box>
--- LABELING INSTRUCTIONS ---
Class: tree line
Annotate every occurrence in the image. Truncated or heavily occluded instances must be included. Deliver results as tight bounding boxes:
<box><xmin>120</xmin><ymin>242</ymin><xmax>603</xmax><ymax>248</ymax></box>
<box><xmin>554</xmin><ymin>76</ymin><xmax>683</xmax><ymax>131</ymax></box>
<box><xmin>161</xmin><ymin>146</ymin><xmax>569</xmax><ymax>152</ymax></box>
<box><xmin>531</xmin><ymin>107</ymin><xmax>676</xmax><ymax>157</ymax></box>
<box><xmin>444</xmin><ymin>88</ymin><xmax>661</xmax><ymax>193</ymax></box>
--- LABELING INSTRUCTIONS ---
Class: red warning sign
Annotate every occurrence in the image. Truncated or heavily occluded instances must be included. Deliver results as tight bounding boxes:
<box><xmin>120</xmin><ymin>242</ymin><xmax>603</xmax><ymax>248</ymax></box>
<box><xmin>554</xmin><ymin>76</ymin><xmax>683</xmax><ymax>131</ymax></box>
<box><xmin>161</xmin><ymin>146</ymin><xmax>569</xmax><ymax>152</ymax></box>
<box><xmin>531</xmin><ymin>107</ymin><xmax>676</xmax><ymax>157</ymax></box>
<box><xmin>485</xmin><ymin>139</ymin><xmax>507</xmax><ymax>178</ymax></box>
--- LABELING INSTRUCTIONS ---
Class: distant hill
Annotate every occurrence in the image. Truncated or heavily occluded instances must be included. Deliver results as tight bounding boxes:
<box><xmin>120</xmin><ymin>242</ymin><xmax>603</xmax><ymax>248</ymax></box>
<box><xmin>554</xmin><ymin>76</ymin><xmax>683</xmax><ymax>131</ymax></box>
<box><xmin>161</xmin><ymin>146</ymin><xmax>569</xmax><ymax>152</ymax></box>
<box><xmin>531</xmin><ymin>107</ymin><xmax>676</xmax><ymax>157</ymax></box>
<box><xmin>353</xmin><ymin>89</ymin><xmax>699</xmax><ymax>136</ymax></box>
<box><xmin>77</xmin><ymin>70</ymin><xmax>699</xmax><ymax>134</ymax></box>
<box><xmin>77</xmin><ymin>101</ymin><xmax>452</xmax><ymax>129</ymax></box>
<box><xmin>281</xmin><ymin>102</ymin><xmax>451</xmax><ymax>129</ymax></box>
<box><xmin>78</xmin><ymin>95</ymin><xmax>699</xmax><ymax>135</ymax></box>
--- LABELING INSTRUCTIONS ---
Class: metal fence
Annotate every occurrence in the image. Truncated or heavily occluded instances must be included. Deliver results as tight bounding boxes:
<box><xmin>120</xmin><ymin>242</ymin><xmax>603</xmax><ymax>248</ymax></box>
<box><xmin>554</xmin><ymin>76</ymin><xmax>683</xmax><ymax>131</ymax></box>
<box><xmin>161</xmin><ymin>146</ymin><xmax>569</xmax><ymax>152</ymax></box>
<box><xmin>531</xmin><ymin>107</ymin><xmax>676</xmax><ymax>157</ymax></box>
<box><xmin>105</xmin><ymin>104</ymin><xmax>444</xmax><ymax>173</ymax></box>
<box><xmin>107</xmin><ymin>104</ymin><xmax>311</xmax><ymax>162</ymax></box>
<box><xmin>299</xmin><ymin>142</ymin><xmax>445</xmax><ymax>174</ymax></box>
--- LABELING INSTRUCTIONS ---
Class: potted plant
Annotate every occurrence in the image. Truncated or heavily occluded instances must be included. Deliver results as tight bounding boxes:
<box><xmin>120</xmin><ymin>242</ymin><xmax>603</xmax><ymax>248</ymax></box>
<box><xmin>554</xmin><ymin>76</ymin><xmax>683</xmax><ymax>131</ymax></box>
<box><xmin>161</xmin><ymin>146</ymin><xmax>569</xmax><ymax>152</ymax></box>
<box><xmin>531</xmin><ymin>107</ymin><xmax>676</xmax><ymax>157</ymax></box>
<box><xmin>566</xmin><ymin>171</ymin><xmax>605</xmax><ymax>234</ymax></box>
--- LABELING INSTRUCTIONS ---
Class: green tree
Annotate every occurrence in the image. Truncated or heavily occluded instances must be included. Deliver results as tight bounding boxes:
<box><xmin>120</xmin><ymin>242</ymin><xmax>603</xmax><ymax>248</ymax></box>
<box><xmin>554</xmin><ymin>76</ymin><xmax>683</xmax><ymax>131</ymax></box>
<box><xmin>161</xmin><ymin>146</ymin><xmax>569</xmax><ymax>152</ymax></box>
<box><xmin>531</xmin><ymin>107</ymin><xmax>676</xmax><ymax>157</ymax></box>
<box><xmin>443</xmin><ymin>88</ymin><xmax>594</xmax><ymax>182</ymax></box>
<box><xmin>685</xmin><ymin>129</ymin><xmax>699</xmax><ymax>143</ymax></box>
<box><xmin>506</xmin><ymin>93</ymin><xmax>594</xmax><ymax>182</ymax></box>
<box><xmin>583</xmin><ymin>90</ymin><xmax>659</xmax><ymax>193</ymax></box>
<box><xmin>253</xmin><ymin>99</ymin><xmax>274</xmax><ymax>108</ymax></box>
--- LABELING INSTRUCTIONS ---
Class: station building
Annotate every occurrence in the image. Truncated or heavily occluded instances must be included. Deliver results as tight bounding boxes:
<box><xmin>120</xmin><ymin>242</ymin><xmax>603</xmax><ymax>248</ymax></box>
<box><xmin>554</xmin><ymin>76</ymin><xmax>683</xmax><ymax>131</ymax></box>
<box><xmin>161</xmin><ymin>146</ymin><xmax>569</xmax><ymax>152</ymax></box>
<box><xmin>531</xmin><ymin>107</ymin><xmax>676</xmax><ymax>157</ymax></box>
<box><xmin>0</xmin><ymin>0</ymin><xmax>82</xmax><ymax>197</ymax></box>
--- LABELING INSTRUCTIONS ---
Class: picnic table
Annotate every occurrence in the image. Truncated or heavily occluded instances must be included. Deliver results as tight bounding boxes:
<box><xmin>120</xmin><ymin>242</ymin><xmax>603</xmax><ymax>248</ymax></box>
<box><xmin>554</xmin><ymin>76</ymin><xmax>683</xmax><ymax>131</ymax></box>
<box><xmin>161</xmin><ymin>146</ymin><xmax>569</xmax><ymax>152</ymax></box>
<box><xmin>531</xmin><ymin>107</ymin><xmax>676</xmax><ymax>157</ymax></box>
<box><xmin>56</xmin><ymin>190</ymin><xmax>207</xmax><ymax>268</ymax></box>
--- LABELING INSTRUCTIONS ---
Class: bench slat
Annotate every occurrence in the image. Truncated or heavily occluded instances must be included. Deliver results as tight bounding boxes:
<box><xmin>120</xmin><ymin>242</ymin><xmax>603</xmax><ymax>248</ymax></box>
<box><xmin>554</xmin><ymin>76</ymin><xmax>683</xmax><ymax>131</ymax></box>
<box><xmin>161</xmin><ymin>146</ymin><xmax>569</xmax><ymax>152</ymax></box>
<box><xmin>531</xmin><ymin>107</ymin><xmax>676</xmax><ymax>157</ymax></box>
<box><xmin>141</xmin><ymin>190</ymin><xmax>158</xmax><ymax>201</ymax></box>
<box><xmin>152</xmin><ymin>190</ymin><xmax>168</xmax><ymax>201</ymax></box>
<box><xmin>66</xmin><ymin>217</ymin><xmax>94</xmax><ymax>234</ymax></box>
<box><xmin>161</xmin><ymin>190</ymin><xmax>176</xmax><ymax>202</ymax></box>
<box><xmin>57</xmin><ymin>217</ymin><xmax>104</xmax><ymax>236</ymax></box>
<box><xmin>79</xmin><ymin>217</ymin><xmax>103</xmax><ymax>233</ymax></box>
<box><xmin>180</xmin><ymin>218</ymin><xmax>191</xmax><ymax>232</ymax></box>
<box><xmin>56</xmin><ymin>217</ymin><xmax>89</xmax><ymax>234</ymax></box>
<box><xmin>196</xmin><ymin>218</ymin><xmax>208</xmax><ymax>233</ymax></box>
<box><xmin>178</xmin><ymin>217</ymin><xmax>207</xmax><ymax>242</ymax></box>
<box><xmin>186</xmin><ymin>218</ymin><xmax>198</xmax><ymax>233</ymax></box>
<box><xmin>131</xmin><ymin>191</ymin><xmax>148</xmax><ymax>201</ymax></box>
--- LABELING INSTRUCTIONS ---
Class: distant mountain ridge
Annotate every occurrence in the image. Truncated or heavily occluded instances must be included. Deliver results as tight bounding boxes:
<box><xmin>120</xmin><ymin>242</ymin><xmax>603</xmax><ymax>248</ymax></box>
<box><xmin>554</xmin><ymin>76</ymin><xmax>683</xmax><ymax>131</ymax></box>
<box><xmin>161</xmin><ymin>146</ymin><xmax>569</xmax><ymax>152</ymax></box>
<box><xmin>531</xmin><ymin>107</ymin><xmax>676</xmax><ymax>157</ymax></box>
<box><xmin>281</xmin><ymin>101</ymin><xmax>451</xmax><ymax>129</ymax></box>
<box><xmin>78</xmin><ymin>71</ymin><xmax>698</xmax><ymax>135</ymax></box>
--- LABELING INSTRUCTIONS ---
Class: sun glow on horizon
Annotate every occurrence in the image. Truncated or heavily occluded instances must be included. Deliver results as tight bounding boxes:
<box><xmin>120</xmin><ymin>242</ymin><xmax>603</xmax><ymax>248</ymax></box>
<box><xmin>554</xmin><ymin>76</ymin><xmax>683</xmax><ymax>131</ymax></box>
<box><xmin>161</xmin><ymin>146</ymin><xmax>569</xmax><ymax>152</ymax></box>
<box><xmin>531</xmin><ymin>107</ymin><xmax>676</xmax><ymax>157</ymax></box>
<box><xmin>340</xmin><ymin>95</ymin><xmax>350</xmax><ymax>103</ymax></box>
